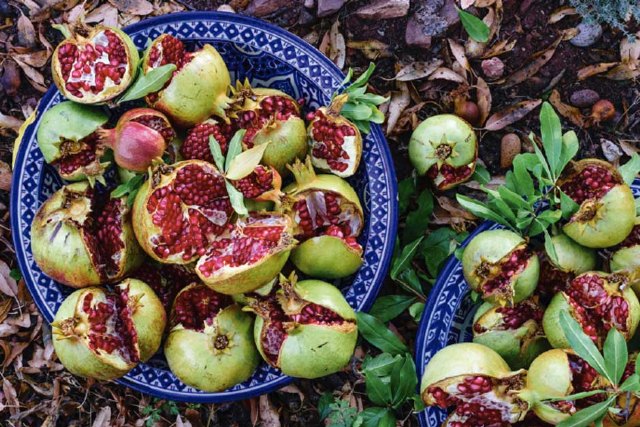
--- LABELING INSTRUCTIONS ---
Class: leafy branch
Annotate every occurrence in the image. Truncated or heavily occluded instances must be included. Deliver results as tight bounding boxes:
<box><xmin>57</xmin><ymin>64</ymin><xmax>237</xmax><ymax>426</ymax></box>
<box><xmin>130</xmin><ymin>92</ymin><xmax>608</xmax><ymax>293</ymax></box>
<box><xmin>336</xmin><ymin>63</ymin><xmax>388</xmax><ymax>134</ymax></box>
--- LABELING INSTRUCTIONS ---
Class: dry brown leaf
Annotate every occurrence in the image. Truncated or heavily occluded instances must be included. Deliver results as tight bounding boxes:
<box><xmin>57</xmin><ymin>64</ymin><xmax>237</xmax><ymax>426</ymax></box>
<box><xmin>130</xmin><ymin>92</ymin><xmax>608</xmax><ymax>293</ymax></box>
<box><xmin>259</xmin><ymin>395</ymin><xmax>281</xmax><ymax>427</ymax></box>
<box><xmin>11</xmin><ymin>50</ymin><xmax>51</xmax><ymax>68</ymax></box>
<box><xmin>346</xmin><ymin>40</ymin><xmax>392</xmax><ymax>60</ymax></box>
<box><xmin>601</xmin><ymin>139</ymin><xmax>623</xmax><ymax>163</ymax></box>
<box><xmin>329</xmin><ymin>20</ymin><xmax>345</xmax><ymax>69</ymax></box>
<box><xmin>620</xmin><ymin>31</ymin><xmax>640</xmax><ymax>64</ymax></box>
<box><xmin>108</xmin><ymin>0</ymin><xmax>153</xmax><ymax>15</ymax></box>
<box><xmin>605</xmin><ymin>63</ymin><xmax>640</xmax><ymax>80</ymax></box>
<box><xmin>13</xmin><ymin>58</ymin><xmax>47</xmax><ymax>92</ymax></box>
<box><xmin>484</xmin><ymin>99</ymin><xmax>541</xmax><ymax>131</ymax></box>
<box><xmin>0</xmin><ymin>261</ymin><xmax>17</xmax><ymax>297</ymax></box>
<box><xmin>2</xmin><ymin>379</ymin><xmax>18</xmax><ymax>416</ymax></box>
<box><xmin>549</xmin><ymin>90</ymin><xmax>587</xmax><ymax>128</ymax></box>
<box><xmin>480</xmin><ymin>39</ymin><xmax>516</xmax><ymax>58</ymax></box>
<box><xmin>277</xmin><ymin>384</ymin><xmax>305</xmax><ymax>403</ymax></box>
<box><xmin>577</xmin><ymin>62</ymin><xmax>617</xmax><ymax>80</ymax></box>
<box><xmin>0</xmin><ymin>112</ymin><xmax>24</xmax><ymax>131</ymax></box>
<box><xmin>0</xmin><ymin>161</ymin><xmax>12</xmax><ymax>191</ymax></box>
<box><xmin>460</xmin><ymin>0</ymin><xmax>475</xmax><ymax>9</ymax></box>
<box><xmin>175</xmin><ymin>414</ymin><xmax>193</xmax><ymax>427</ymax></box>
<box><xmin>17</xmin><ymin>13</ymin><xmax>37</xmax><ymax>47</ymax></box>
<box><xmin>474</xmin><ymin>0</ymin><xmax>497</xmax><ymax>6</ymax></box>
<box><xmin>465</xmin><ymin>8</ymin><xmax>496</xmax><ymax>58</ymax></box>
<box><xmin>501</xmin><ymin>36</ymin><xmax>561</xmax><ymax>88</ymax></box>
<box><xmin>548</xmin><ymin>6</ymin><xmax>577</xmax><ymax>24</ymax></box>
<box><xmin>393</xmin><ymin>59</ymin><xmax>442</xmax><ymax>81</ymax></box>
<box><xmin>86</xmin><ymin>4</ymin><xmax>120</xmax><ymax>27</ymax></box>
<box><xmin>476</xmin><ymin>77</ymin><xmax>491</xmax><ymax>126</ymax></box>
<box><xmin>92</xmin><ymin>406</ymin><xmax>112</xmax><ymax>427</ymax></box>
<box><xmin>448</xmin><ymin>39</ymin><xmax>470</xmax><ymax>73</ymax></box>
<box><xmin>386</xmin><ymin>83</ymin><xmax>410</xmax><ymax>134</ymax></box>
<box><xmin>0</xmin><ymin>299</ymin><xmax>11</xmax><ymax>324</ymax></box>
<box><xmin>428</xmin><ymin>67</ymin><xmax>466</xmax><ymax>83</ymax></box>
<box><xmin>619</xmin><ymin>140</ymin><xmax>639</xmax><ymax>156</ymax></box>
<box><xmin>38</xmin><ymin>27</ymin><xmax>54</xmax><ymax>53</ymax></box>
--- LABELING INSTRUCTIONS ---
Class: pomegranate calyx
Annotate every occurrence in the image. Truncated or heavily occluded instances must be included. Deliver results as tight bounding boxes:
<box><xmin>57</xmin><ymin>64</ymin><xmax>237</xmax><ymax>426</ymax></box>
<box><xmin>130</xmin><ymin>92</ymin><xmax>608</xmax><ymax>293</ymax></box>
<box><xmin>326</xmin><ymin>93</ymin><xmax>350</xmax><ymax>117</ymax></box>
<box><xmin>287</xmin><ymin>156</ymin><xmax>319</xmax><ymax>188</ymax></box>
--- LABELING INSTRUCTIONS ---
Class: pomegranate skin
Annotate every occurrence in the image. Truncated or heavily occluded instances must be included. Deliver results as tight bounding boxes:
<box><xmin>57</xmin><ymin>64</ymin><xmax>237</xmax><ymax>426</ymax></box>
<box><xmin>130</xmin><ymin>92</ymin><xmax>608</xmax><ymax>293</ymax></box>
<box><xmin>290</xmin><ymin>235</ymin><xmax>362</xmax><ymax>279</ymax></box>
<box><xmin>111</xmin><ymin>121</ymin><xmax>166</xmax><ymax>171</ymax></box>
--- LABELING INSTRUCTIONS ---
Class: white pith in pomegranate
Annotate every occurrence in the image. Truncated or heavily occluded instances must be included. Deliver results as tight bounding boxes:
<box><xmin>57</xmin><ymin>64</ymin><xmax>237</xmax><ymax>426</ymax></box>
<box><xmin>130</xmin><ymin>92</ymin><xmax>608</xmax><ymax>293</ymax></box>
<box><xmin>307</xmin><ymin>109</ymin><xmax>362</xmax><ymax>177</ymax></box>
<box><xmin>132</xmin><ymin>160</ymin><xmax>233</xmax><ymax>264</ymax></box>
<box><xmin>234</xmin><ymin>92</ymin><xmax>301</xmax><ymax>148</ymax></box>
<box><xmin>231</xmin><ymin>165</ymin><xmax>282</xmax><ymax>202</ymax></box>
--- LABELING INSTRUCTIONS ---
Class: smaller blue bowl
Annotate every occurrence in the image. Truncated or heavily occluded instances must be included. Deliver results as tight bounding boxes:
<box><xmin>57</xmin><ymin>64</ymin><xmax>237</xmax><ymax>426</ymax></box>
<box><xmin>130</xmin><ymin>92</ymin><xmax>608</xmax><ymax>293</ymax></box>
<box><xmin>415</xmin><ymin>179</ymin><xmax>640</xmax><ymax>427</ymax></box>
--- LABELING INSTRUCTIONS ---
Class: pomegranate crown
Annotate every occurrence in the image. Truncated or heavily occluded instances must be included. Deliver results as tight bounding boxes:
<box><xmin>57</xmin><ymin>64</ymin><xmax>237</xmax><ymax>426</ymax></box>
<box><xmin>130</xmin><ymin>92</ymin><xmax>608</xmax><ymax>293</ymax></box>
<box><xmin>286</xmin><ymin>156</ymin><xmax>318</xmax><ymax>188</ymax></box>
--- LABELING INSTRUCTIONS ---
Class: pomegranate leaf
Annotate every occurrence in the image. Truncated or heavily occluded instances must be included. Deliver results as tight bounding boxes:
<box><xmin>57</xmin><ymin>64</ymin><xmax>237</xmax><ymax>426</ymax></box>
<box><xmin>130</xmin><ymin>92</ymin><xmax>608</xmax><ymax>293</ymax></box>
<box><xmin>356</xmin><ymin>312</ymin><xmax>409</xmax><ymax>355</ymax></box>
<box><xmin>618</xmin><ymin>153</ymin><xmax>640</xmax><ymax>186</ymax></box>
<box><xmin>408</xmin><ymin>302</ymin><xmax>424</xmax><ymax>322</ymax></box>
<box><xmin>364</xmin><ymin>370</ymin><xmax>393</xmax><ymax>406</ymax></box>
<box><xmin>390</xmin><ymin>355</ymin><xmax>418</xmax><ymax>408</ymax></box>
<box><xmin>117</xmin><ymin>63</ymin><xmax>176</xmax><ymax>104</ymax></box>
<box><xmin>540</xmin><ymin>102</ymin><xmax>563</xmax><ymax>179</ymax></box>
<box><xmin>544</xmin><ymin>229</ymin><xmax>560</xmax><ymax>267</ymax></box>
<box><xmin>457</xmin><ymin>8</ymin><xmax>490</xmax><ymax>43</ymax></box>
<box><xmin>560</xmin><ymin>189</ymin><xmax>580</xmax><ymax>219</ymax></box>
<box><xmin>225</xmin><ymin>180</ymin><xmax>248</xmax><ymax>216</ymax></box>
<box><xmin>559</xmin><ymin>131</ymin><xmax>580</xmax><ymax>176</ymax></box>
<box><xmin>111</xmin><ymin>173</ymin><xmax>145</xmax><ymax>207</ymax></box>
<box><xmin>620</xmin><ymin>374</ymin><xmax>640</xmax><ymax>392</ymax></box>
<box><xmin>542</xmin><ymin>389</ymin><xmax>607</xmax><ymax>403</ymax></box>
<box><xmin>603</xmin><ymin>328</ymin><xmax>628</xmax><ymax>385</ymax></box>
<box><xmin>225</xmin><ymin>129</ymin><xmax>246</xmax><ymax>173</ymax></box>
<box><xmin>556</xmin><ymin>395</ymin><xmax>616</xmax><ymax>427</ymax></box>
<box><xmin>403</xmin><ymin>189</ymin><xmax>433</xmax><ymax>244</ymax></box>
<box><xmin>208</xmin><ymin>135</ymin><xmax>226</xmax><ymax>172</ymax></box>
<box><xmin>356</xmin><ymin>407</ymin><xmax>396</xmax><ymax>427</ymax></box>
<box><xmin>559</xmin><ymin>310</ymin><xmax>613</xmax><ymax>384</ymax></box>
<box><xmin>225</xmin><ymin>142</ymin><xmax>269</xmax><ymax>181</ymax></box>
<box><xmin>456</xmin><ymin>194</ymin><xmax>514</xmax><ymax>229</ymax></box>
<box><xmin>370</xmin><ymin>295</ymin><xmax>417</xmax><ymax>323</ymax></box>
<box><xmin>390</xmin><ymin>236</ymin><xmax>423</xmax><ymax>280</ymax></box>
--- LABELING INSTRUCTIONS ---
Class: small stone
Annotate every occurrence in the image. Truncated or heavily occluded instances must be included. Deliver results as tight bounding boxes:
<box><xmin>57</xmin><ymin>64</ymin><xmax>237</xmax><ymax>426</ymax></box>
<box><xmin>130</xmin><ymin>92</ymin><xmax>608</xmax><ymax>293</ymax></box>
<box><xmin>355</xmin><ymin>0</ymin><xmax>409</xmax><ymax>20</ymax></box>
<box><xmin>405</xmin><ymin>0</ymin><xmax>459</xmax><ymax>49</ymax></box>
<box><xmin>304</xmin><ymin>0</ymin><xmax>314</xmax><ymax>8</ymax></box>
<box><xmin>569</xmin><ymin>89</ymin><xmax>600</xmax><ymax>108</ymax></box>
<box><xmin>600</xmin><ymin>139</ymin><xmax>623</xmax><ymax>163</ymax></box>
<box><xmin>570</xmin><ymin>21</ymin><xmax>603</xmax><ymax>48</ymax></box>
<box><xmin>500</xmin><ymin>133</ymin><xmax>521</xmax><ymax>169</ymax></box>
<box><xmin>217</xmin><ymin>4</ymin><xmax>235</xmax><ymax>12</ymax></box>
<box><xmin>317</xmin><ymin>0</ymin><xmax>345</xmax><ymax>17</ymax></box>
<box><xmin>481</xmin><ymin>57</ymin><xmax>505</xmax><ymax>80</ymax></box>
<box><xmin>247</xmin><ymin>0</ymin><xmax>298</xmax><ymax>17</ymax></box>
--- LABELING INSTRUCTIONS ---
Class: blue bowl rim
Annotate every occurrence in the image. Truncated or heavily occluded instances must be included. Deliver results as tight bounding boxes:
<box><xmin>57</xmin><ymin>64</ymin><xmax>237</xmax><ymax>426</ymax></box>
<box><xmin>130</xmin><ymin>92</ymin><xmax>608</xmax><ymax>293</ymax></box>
<box><xmin>10</xmin><ymin>11</ymin><xmax>398</xmax><ymax>402</ymax></box>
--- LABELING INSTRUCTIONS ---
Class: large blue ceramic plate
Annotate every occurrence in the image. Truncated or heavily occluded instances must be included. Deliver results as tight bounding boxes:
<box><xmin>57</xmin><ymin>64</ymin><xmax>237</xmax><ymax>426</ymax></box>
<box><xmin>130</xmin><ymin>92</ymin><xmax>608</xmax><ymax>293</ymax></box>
<box><xmin>415</xmin><ymin>180</ymin><xmax>640</xmax><ymax>426</ymax></box>
<box><xmin>11</xmin><ymin>12</ymin><xmax>398</xmax><ymax>403</ymax></box>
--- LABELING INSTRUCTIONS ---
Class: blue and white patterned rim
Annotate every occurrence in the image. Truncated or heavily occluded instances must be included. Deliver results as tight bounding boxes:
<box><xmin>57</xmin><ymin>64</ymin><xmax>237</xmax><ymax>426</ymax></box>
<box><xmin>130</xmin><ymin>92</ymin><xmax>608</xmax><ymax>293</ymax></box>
<box><xmin>10</xmin><ymin>11</ymin><xmax>398</xmax><ymax>402</ymax></box>
<box><xmin>415</xmin><ymin>179</ymin><xmax>640</xmax><ymax>426</ymax></box>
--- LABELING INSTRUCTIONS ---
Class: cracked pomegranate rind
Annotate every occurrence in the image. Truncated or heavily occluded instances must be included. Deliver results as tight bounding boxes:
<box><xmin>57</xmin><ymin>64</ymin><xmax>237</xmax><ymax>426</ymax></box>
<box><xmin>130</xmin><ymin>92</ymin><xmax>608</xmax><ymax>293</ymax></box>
<box><xmin>52</xmin><ymin>279</ymin><xmax>165</xmax><ymax>380</ymax></box>
<box><xmin>231</xmin><ymin>165</ymin><xmax>283</xmax><ymax>203</ymax></box>
<box><xmin>543</xmin><ymin>271</ymin><xmax>640</xmax><ymax>349</ymax></box>
<box><xmin>249</xmin><ymin>274</ymin><xmax>358</xmax><ymax>379</ymax></box>
<box><xmin>472</xmin><ymin>300</ymin><xmax>549</xmax><ymax>369</ymax></box>
<box><xmin>420</xmin><ymin>343</ymin><xmax>529</xmax><ymax>426</ymax></box>
<box><xmin>142</xmin><ymin>34</ymin><xmax>232</xmax><ymax>127</ymax></box>
<box><xmin>560</xmin><ymin>159</ymin><xmax>635</xmax><ymax>248</ymax></box>
<box><xmin>409</xmin><ymin>114</ymin><xmax>477</xmax><ymax>190</ymax></box>
<box><xmin>307</xmin><ymin>94</ymin><xmax>362</xmax><ymax>178</ymax></box>
<box><xmin>52</xmin><ymin>25</ymin><xmax>139</xmax><ymax>104</ymax></box>
<box><xmin>36</xmin><ymin>101</ymin><xmax>110</xmax><ymax>184</ymax></box>
<box><xmin>130</xmin><ymin>262</ymin><xmax>198</xmax><ymax>314</ymax></box>
<box><xmin>195</xmin><ymin>212</ymin><xmax>295</xmax><ymax>295</ymax></box>
<box><xmin>229</xmin><ymin>82</ymin><xmax>308</xmax><ymax>175</ymax></box>
<box><xmin>462</xmin><ymin>229</ymin><xmax>539</xmax><ymax>306</ymax></box>
<box><xmin>132</xmin><ymin>160</ymin><xmax>233</xmax><ymax>264</ymax></box>
<box><xmin>527</xmin><ymin>349</ymin><xmax>608</xmax><ymax>424</ymax></box>
<box><xmin>611</xmin><ymin>222</ymin><xmax>640</xmax><ymax>294</ymax></box>
<box><xmin>164</xmin><ymin>283</ymin><xmax>259</xmax><ymax>391</ymax></box>
<box><xmin>31</xmin><ymin>182</ymin><xmax>143</xmax><ymax>287</ymax></box>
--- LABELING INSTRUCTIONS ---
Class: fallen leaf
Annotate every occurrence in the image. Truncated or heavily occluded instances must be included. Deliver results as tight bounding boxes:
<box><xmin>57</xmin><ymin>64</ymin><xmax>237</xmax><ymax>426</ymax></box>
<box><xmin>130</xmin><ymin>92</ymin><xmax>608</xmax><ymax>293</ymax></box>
<box><xmin>501</xmin><ymin>36</ymin><xmax>561</xmax><ymax>88</ymax></box>
<box><xmin>0</xmin><ymin>261</ymin><xmax>17</xmax><ymax>297</ymax></box>
<box><xmin>277</xmin><ymin>384</ymin><xmax>305</xmax><ymax>403</ymax></box>
<box><xmin>91</xmin><ymin>406</ymin><xmax>112</xmax><ymax>427</ymax></box>
<box><xmin>11</xmin><ymin>50</ymin><xmax>51</xmax><ymax>68</ymax></box>
<box><xmin>549</xmin><ymin>90</ymin><xmax>587</xmax><ymax>128</ymax></box>
<box><xmin>460</xmin><ymin>0</ymin><xmax>475</xmax><ymax>9</ymax></box>
<box><xmin>393</xmin><ymin>59</ymin><xmax>442</xmax><ymax>81</ymax></box>
<box><xmin>38</xmin><ymin>27</ymin><xmax>54</xmax><ymax>53</ymax></box>
<box><xmin>601</xmin><ymin>139</ymin><xmax>623</xmax><ymax>163</ymax></box>
<box><xmin>175</xmin><ymin>414</ymin><xmax>193</xmax><ymax>427</ymax></box>
<box><xmin>108</xmin><ymin>0</ymin><xmax>153</xmax><ymax>15</ymax></box>
<box><xmin>354</xmin><ymin>0</ymin><xmax>409</xmax><ymax>20</ymax></box>
<box><xmin>448</xmin><ymin>39</ymin><xmax>470</xmax><ymax>73</ymax></box>
<box><xmin>259</xmin><ymin>395</ymin><xmax>280</xmax><ymax>427</ymax></box>
<box><xmin>476</xmin><ymin>77</ymin><xmax>491</xmax><ymax>126</ymax></box>
<box><xmin>484</xmin><ymin>99</ymin><xmax>542</xmax><ymax>130</ymax></box>
<box><xmin>428</xmin><ymin>67</ymin><xmax>466</xmax><ymax>83</ymax></box>
<box><xmin>577</xmin><ymin>62</ymin><xmax>617</xmax><ymax>80</ymax></box>
<box><xmin>346</xmin><ymin>40</ymin><xmax>392</xmax><ymax>60</ymax></box>
<box><xmin>605</xmin><ymin>63</ymin><xmax>640</xmax><ymax>80</ymax></box>
<box><xmin>2</xmin><ymin>379</ymin><xmax>18</xmax><ymax>416</ymax></box>
<box><xmin>86</xmin><ymin>3</ymin><xmax>120</xmax><ymax>27</ymax></box>
<box><xmin>474</xmin><ymin>0</ymin><xmax>497</xmax><ymax>6</ymax></box>
<box><xmin>620</xmin><ymin>31</ymin><xmax>640</xmax><ymax>64</ymax></box>
<box><xmin>0</xmin><ymin>299</ymin><xmax>11</xmax><ymax>324</ymax></box>
<box><xmin>548</xmin><ymin>6</ymin><xmax>577</xmax><ymax>24</ymax></box>
<box><xmin>12</xmin><ymin>58</ymin><xmax>47</xmax><ymax>92</ymax></box>
<box><xmin>329</xmin><ymin>20</ymin><xmax>345</xmax><ymax>69</ymax></box>
<box><xmin>620</xmin><ymin>140</ymin><xmax>639</xmax><ymax>156</ymax></box>
<box><xmin>480</xmin><ymin>38</ymin><xmax>516</xmax><ymax>58</ymax></box>
<box><xmin>465</xmin><ymin>7</ymin><xmax>496</xmax><ymax>58</ymax></box>
<box><xmin>0</xmin><ymin>161</ymin><xmax>12</xmax><ymax>191</ymax></box>
<box><xmin>17</xmin><ymin>13</ymin><xmax>37</xmax><ymax>47</ymax></box>
<box><xmin>386</xmin><ymin>82</ymin><xmax>410</xmax><ymax>134</ymax></box>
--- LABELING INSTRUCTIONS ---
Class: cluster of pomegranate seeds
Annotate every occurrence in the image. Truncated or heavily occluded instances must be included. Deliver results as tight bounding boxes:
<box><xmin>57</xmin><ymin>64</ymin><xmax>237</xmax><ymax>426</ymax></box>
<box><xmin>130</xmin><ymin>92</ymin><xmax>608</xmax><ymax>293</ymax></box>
<box><xmin>309</xmin><ymin>110</ymin><xmax>356</xmax><ymax>173</ymax></box>
<box><xmin>536</xmin><ymin>254</ymin><xmax>573</xmax><ymax>303</ymax></box>
<box><xmin>616</xmin><ymin>224</ymin><xmax>640</xmax><ymax>249</ymax></box>
<box><xmin>94</xmin><ymin>198</ymin><xmax>125</xmax><ymax>276</ymax></box>
<box><xmin>566</xmin><ymin>354</ymin><xmax>605</xmax><ymax>408</ymax></box>
<box><xmin>131</xmin><ymin>263</ymin><xmax>197</xmax><ymax>312</ymax></box>
<box><xmin>232</xmin><ymin>165</ymin><xmax>274</xmax><ymax>199</ymax></box>
<box><xmin>55</xmin><ymin>133</ymin><xmax>100</xmax><ymax>176</ymax></box>
<box><xmin>449</xmin><ymin>402</ymin><xmax>510</xmax><ymax>427</ymax></box>
<box><xmin>456</xmin><ymin>376</ymin><xmax>494</xmax><ymax>396</ymax></box>
<box><xmin>146</xmin><ymin>164</ymin><xmax>232</xmax><ymax>260</ymax></box>
<box><xmin>293</xmin><ymin>191</ymin><xmax>359</xmax><ymax>246</ymax></box>
<box><xmin>131</xmin><ymin>114</ymin><xmax>175</xmax><ymax>141</ymax></box>
<box><xmin>427</xmin><ymin>163</ymin><xmax>474</xmax><ymax>189</ymax></box>
<box><xmin>481</xmin><ymin>249</ymin><xmax>532</xmax><ymax>297</ymax></box>
<box><xmin>474</xmin><ymin>301</ymin><xmax>543</xmax><ymax>333</ymax></box>
<box><xmin>172</xmin><ymin>285</ymin><xmax>232</xmax><ymax>331</ymax></box>
<box><xmin>59</xmin><ymin>30</ymin><xmax>128</xmax><ymax>98</ymax></box>
<box><xmin>561</xmin><ymin>165</ymin><xmax>618</xmax><ymax>204</ymax></box>
<box><xmin>148</xmin><ymin>34</ymin><xmax>187</xmax><ymax>69</ymax></box>
<box><xmin>181</xmin><ymin>121</ymin><xmax>235</xmax><ymax>163</ymax></box>
<box><xmin>235</xmin><ymin>95</ymin><xmax>299</xmax><ymax>147</ymax></box>
<box><xmin>197</xmin><ymin>217</ymin><xmax>286</xmax><ymax>276</ymax></box>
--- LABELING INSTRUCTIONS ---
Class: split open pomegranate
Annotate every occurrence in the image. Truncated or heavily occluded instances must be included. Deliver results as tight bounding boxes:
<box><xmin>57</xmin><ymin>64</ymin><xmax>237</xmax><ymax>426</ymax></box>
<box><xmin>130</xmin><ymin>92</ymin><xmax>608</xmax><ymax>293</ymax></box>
<box><xmin>131</xmin><ymin>262</ymin><xmax>198</xmax><ymax>313</ymax></box>
<box><xmin>231</xmin><ymin>165</ymin><xmax>283</xmax><ymax>203</ymax></box>
<box><xmin>180</xmin><ymin>118</ymin><xmax>235</xmax><ymax>163</ymax></box>
<box><xmin>249</xmin><ymin>274</ymin><xmax>357</xmax><ymax>379</ymax></box>
<box><xmin>132</xmin><ymin>160</ymin><xmax>233</xmax><ymax>264</ymax></box>
<box><xmin>31</xmin><ymin>182</ymin><xmax>143</xmax><ymax>287</ymax></box>
<box><xmin>164</xmin><ymin>283</ymin><xmax>259</xmax><ymax>391</ymax></box>
<box><xmin>195</xmin><ymin>212</ymin><xmax>295</xmax><ymax>294</ymax></box>
<box><xmin>52</xmin><ymin>24</ymin><xmax>139</xmax><ymax>104</ymax></box>
<box><xmin>52</xmin><ymin>278</ymin><xmax>166</xmax><ymax>380</ymax></box>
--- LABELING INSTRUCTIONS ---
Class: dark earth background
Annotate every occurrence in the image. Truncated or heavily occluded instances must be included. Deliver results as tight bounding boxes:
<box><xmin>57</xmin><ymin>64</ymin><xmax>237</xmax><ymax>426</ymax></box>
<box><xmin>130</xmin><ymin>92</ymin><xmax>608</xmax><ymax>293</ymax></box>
<box><xmin>0</xmin><ymin>0</ymin><xmax>638</xmax><ymax>425</ymax></box>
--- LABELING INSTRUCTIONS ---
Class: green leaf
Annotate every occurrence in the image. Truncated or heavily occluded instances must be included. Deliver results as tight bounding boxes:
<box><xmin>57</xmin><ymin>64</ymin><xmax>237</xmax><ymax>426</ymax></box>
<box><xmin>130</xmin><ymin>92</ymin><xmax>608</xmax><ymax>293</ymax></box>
<box><xmin>497</xmin><ymin>186</ymin><xmax>530</xmax><ymax>210</ymax></box>
<box><xmin>390</xmin><ymin>236</ymin><xmax>424</xmax><ymax>280</ymax></box>
<box><xmin>118</xmin><ymin>63</ymin><xmax>176</xmax><ymax>104</ymax></box>
<box><xmin>208</xmin><ymin>135</ymin><xmax>226</xmax><ymax>172</ymax></box>
<box><xmin>559</xmin><ymin>131</ymin><xmax>580</xmax><ymax>176</ymax></box>
<box><xmin>543</xmin><ymin>389</ymin><xmax>606</xmax><ymax>402</ymax></box>
<box><xmin>559</xmin><ymin>310</ymin><xmax>613</xmax><ymax>384</ymax></box>
<box><xmin>620</xmin><ymin>374</ymin><xmax>640</xmax><ymax>392</ymax></box>
<box><xmin>225</xmin><ymin>142</ymin><xmax>269</xmax><ymax>180</ymax></box>
<box><xmin>619</xmin><ymin>153</ymin><xmax>640</xmax><ymax>186</ymax></box>
<box><xmin>635</xmin><ymin>198</ymin><xmax>640</xmax><ymax>216</ymax></box>
<box><xmin>356</xmin><ymin>312</ymin><xmax>409</xmax><ymax>355</ymax></box>
<box><xmin>361</xmin><ymin>353</ymin><xmax>402</xmax><ymax>376</ymax></box>
<box><xmin>511</xmin><ymin>154</ymin><xmax>537</xmax><ymax>199</ymax></box>
<box><xmin>318</xmin><ymin>393</ymin><xmax>334</xmax><ymax>420</ymax></box>
<box><xmin>225</xmin><ymin>180</ymin><xmax>248</xmax><ymax>216</ymax></box>
<box><xmin>225</xmin><ymin>129</ymin><xmax>246</xmax><ymax>173</ymax></box>
<box><xmin>560</xmin><ymin>189</ymin><xmax>580</xmax><ymax>219</ymax></box>
<box><xmin>364</xmin><ymin>371</ymin><xmax>393</xmax><ymax>406</ymax></box>
<box><xmin>398</xmin><ymin>177</ymin><xmax>416</xmax><ymax>215</ymax></box>
<box><xmin>397</xmin><ymin>268</ymin><xmax>426</xmax><ymax>298</ymax></box>
<box><xmin>111</xmin><ymin>173</ymin><xmax>144</xmax><ymax>198</ymax></box>
<box><xmin>390</xmin><ymin>355</ymin><xmax>418</xmax><ymax>408</ymax></box>
<box><xmin>370</xmin><ymin>295</ymin><xmax>417</xmax><ymax>323</ymax></box>
<box><xmin>457</xmin><ymin>8</ymin><xmax>490</xmax><ymax>42</ymax></box>
<box><xmin>356</xmin><ymin>407</ymin><xmax>396</xmax><ymax>427</ymax></box>
<box><xmin>531</xmin><ymin>138</ymin><xmax>553</xmax><ymax>182</ymax></box>
<box><xmin>9</xmin><ymin>268</ymin><xmax>21</xmax><ymax>281</ymax></box>
<box><xmin>421</xmin><ymin>228</ymin><xmax>462</xmax><ymax>277</ymax></box>
<box><xmin>557</xmin><ymin>396</ymin><xmax>616</xmax><ymax>427</ymax></box>
<box><xmin>539</xmin><ymin>102</ymin><xmax>563</xmax><ymax>179</ymax></box>
<box><xmin>604</xmin><ymin>328</ymin><xmax>628</xmax><ymax>385</ymax></box>
<box><xmin>347</xmin><ymin>62</ymin><xmax>376</xmax><ymax>89</ymax></box>
<box><xmin>544</xmin><ymin>229</ymin><xmax>560</xmax><ymax>266</ymax></box>
<box><xmin>456</xmin><ymin>194</ymin><xmax>514</xmax><ymax>229</ymax></box>
<box><xmin>341</xmin><ymin>102</ymin><xmax>375</xmax><ymax>121</ymax></box>
<box><xmin>472</xmin><ymin>164</ymin><xmax>491</xmax><ymax>185</ymax></box>
<box><xmin>403</xmin><ymin>189</ymin><xmax>433</xmax><ymax>244</ymax></box>
<box><xmin>409</xmin><ymin>302</ymin><xmax>424</xmax><ymax>321</ymax></box>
